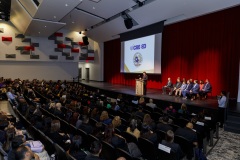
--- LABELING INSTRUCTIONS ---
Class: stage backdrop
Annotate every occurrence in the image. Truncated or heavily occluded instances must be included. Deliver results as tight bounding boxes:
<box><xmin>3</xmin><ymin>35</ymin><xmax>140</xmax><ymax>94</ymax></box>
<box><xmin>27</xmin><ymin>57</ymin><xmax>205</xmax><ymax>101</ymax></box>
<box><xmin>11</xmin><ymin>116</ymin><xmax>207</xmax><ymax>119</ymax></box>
<box><xmin>104</xmin><ymin>5</ymin><xmax>240</xmax><ymax>98</ymax></box>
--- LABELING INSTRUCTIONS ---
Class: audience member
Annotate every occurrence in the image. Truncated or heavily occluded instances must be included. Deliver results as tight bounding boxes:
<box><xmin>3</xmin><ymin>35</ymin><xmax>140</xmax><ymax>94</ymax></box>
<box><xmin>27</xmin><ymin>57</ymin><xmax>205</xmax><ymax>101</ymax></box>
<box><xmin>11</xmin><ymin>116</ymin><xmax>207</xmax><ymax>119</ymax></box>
<box><xmin>69</xmin><ymin>135</ymin><xmax>87</xmax><ymax>160</ymax></box>
<box><xmin>157</xmin><ymin>116</ymin><xmax>173</xmax><ymax>132</ymax></box>
<box><xmin>146</xmin><ymin>99</ymin><xmax>157</xmax><ymax>109</ymax></box>
<box><xmin>79</xmin><ymin>115</ymin><xmax>93</xmax><ymax>134</ymax></box>
<box><xmin>15</xmin><ymin>145</ymin><xmax>40</xmax><ymax>160</ymax></box>
<box><xmin>100</xmin><ymin>111</ymin><xmax>112</xmax><ymax>125</ymax></box>
<box><xmin>140</xmin><ymin>124</ymin><xmax>158</xmax><ymax>146</ymax></box>
<box><xmin>85</xmin><ymin>141</ymin><xmax>104</xmax><ymax>160</ymax></box>
<box><xmin>161</xmin><ymin>130</ymin><xmax>183</xmax><ymax>160</ymax></box>
<box><xmin>126</xmin><ymin>119</ymin><xmax>140</xmax><ymax>139</ymax></box>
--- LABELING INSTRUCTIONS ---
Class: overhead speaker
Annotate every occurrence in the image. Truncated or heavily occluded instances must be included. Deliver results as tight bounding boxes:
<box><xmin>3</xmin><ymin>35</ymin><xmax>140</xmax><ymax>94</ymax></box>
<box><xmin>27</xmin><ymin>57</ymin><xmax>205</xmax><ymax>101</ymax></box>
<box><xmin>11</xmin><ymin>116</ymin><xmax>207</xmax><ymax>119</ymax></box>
<box><xmin>124</xmin><ymin>18</ymin><xmax>133</xmax><ymax>29</ymax></box>
<box><xmin>82</xmin><ymin>36</ymin><xmax>89</xmax><ymax>45</ymax></box>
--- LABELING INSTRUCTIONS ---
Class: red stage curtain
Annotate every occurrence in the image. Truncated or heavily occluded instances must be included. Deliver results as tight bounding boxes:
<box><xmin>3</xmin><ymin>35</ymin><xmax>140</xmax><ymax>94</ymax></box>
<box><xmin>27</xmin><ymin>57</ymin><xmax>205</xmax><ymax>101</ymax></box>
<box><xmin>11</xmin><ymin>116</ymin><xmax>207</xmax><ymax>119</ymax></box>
<box><xmin>104</xmin><ymin>6</ymin><xmax>240</xmax><ymax>98</ymax></box>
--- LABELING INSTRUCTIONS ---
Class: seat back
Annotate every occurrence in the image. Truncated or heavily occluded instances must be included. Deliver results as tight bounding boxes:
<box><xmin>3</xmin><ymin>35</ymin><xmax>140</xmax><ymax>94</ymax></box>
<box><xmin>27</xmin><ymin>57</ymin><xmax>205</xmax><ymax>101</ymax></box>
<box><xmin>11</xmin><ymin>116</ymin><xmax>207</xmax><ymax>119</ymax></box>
<box><xmin>122</xmin><ymin>131</ymin><xmax>138</xmax><ymax>144</ymax></box>
<box><xmin>54</xmin><ymin>143</ymin><xmax>68</xmax><ymax>160</ymax></box>
<box><xmin>156</xmin><ymin>129</ymin><xmax>166</xmax><ymax>143</ymax></box>
<box><xmin>100</xmin><ymin>141</ymin><xmax>117</xmax><ymax>160</ymax></box>
<box><xmin>157</xmin><ymin>148</ymin><xmax>177</xmax><ymax>160</ymax></box>
<box><xmin>116</xmin><ymin>148</ymin><xmax>139</xmax><ymax>160</ymax></box>
<box><xmin>174</xmin><ymin>135</ymin><xmax>194</xmax><ymax>159</ymax></box>
<box><xmin>174</xmin><ymin>118</ymin><xmax>189</xmax><ymax>128</ymax></box>
<box><xmin>138</xmin><ymin>137</ymin><xmax>157</xmax><ymax>160</ymax></box>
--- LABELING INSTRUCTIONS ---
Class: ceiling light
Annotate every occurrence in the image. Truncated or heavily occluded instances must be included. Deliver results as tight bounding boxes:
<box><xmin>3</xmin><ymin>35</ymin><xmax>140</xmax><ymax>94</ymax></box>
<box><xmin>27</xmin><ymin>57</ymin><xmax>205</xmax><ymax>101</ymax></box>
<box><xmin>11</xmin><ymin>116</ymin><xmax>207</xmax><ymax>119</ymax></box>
<box><xmin>65</xmin><ymin>4</ymin><xmax>68</xmax><ymax>7</ymax></box>
<box><xmin>89</xmin><ymin>0</ymin><xmax>101</xmax><ymax>3</ymax></box>
<box><xmin>72</xmin><ymin>21</ymin><xmax>75</xmax><ymax>24</ymax></box>
<box><xmin>53</xmin><ymin>16</ymin><xmax>56</xmax><ymax>19</ymax></box>
<box><xmin>44</xmin><ymin>26</ymin><xmax>47</xmax><ymax>27</ymax></box>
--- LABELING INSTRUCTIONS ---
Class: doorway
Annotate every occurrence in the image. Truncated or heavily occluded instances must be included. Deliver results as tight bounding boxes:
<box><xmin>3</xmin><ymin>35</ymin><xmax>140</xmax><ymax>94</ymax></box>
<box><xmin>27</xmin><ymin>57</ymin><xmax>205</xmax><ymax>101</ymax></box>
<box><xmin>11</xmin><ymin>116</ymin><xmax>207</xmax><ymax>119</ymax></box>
<box><xmin>85</xmin><ymin>68</ymin><xmax>89</xmax><ymax>81</ymax></box>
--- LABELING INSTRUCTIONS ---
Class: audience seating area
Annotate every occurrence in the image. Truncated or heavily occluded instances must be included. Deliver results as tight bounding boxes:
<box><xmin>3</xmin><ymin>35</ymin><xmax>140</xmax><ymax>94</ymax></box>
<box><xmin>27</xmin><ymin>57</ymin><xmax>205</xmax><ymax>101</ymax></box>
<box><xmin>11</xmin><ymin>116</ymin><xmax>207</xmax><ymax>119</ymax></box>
<box><xmin>0</xmin><ymin>79</ymin><xmax>221</xmax><ymax>160</ymax></box>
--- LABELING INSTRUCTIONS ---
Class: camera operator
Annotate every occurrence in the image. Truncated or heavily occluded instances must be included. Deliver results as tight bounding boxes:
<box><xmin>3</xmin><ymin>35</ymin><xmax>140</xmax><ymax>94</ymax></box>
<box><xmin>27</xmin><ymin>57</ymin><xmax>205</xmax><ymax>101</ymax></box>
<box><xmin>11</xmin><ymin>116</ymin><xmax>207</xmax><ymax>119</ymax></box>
<box><xmin>217</xmin><ymin>91</ymin><xmax>227</xmax><ymax>128</ymax></box>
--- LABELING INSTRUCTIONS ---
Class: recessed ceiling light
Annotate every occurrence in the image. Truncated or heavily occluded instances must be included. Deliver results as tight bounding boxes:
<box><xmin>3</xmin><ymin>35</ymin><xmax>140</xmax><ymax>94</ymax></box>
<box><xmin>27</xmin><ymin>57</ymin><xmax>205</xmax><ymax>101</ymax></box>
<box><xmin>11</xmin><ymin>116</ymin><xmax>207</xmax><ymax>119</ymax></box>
<box><xmin>72</xmin><ymin>21</ymin><xmax>75</xmax><ymax>24</ymax></box>
<box><xmin>93</xmin><ymin>6</ymin><xmax>95</xmax><ymax>9</ymax></box>
<box><xmin>53</xmin><ymin>16</ymin><xmax>56</xmax><ymax>19</ymax></box>
<box><xmin>38</xmin><ymin>32</ymin><xmax>40</xmax><ymax>34</ymax></box>
<box><xmin>65</xmin><ymin>4</ymin><xmax>68</xmax><ymax>7</ymax></box>
<box><xmin>44</xmin><ymin>26</ymin><xmax>47</xmax><ymax>27</ymax></box>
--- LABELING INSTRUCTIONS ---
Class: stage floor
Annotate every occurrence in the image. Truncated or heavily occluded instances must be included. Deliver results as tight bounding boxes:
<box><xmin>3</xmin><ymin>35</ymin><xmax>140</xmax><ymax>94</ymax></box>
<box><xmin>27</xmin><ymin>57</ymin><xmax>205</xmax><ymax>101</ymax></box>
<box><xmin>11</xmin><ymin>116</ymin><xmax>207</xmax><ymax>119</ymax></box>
<box><xmin>80</xmin><ymin>81</ymin><xmax>219</xmax><ymax>111</ymax></box>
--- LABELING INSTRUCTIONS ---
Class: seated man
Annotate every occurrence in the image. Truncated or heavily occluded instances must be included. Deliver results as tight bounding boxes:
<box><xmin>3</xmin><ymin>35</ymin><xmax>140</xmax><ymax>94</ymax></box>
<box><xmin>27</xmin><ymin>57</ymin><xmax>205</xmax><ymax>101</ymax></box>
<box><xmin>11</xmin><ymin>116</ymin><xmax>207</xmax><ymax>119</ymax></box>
<box><xmin>169</xmin><ymin>77</ymin><xmax>182</xmax><ymax>96</ymax></box>
<box><xmin>162</xmin><ymin>77</ymin><xmax>173</xmax><ymax>94</ymax></box>
<box><xmin>182</xmin><ymin>80</ymin><xmax>193</xmax><ymax>99</ymax></box>
<box><xmin>161</xmin><ymin>130</ymin><xmax>184</xmax><ymax>160</ymax></box>
<box><xmin>199</xmin><ymin>79</ymin><xmax>212</xmax><ymax>99</ymax></box>
<box><xmin>85</xmin><ymin>141</ymin><xmax>104</xmax><ymax>160</ymax></box>
<box><xmin>189</xmin><ymin>80</ymin><xmax>200</xmax><ymax>100</ymax></box>
<box><xmin>15</xmin><ymin>145</ymin><xmax>40</xmax><ymax>160</ymax></box>
<box><xmin>175</xmin><ymin>122</ymin><xmax>198</xmax><ymax>159</ymax></box>
<box><xmin>146</xmin><ymin>99</ymin><xmax>157</xmax><ymax>109</ymax></box>
<box><xmin>175</xmin><ymin>81</ymin><xmax>187</xmax><ymax>97</ymax></box>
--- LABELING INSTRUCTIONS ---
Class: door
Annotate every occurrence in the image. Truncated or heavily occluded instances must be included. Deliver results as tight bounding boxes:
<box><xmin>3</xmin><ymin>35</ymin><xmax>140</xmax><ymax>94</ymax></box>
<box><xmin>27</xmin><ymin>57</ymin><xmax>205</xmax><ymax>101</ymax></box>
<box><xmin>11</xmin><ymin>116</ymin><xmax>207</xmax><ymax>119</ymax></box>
<box><xmin>78</xmin><ymin>68</ymin><xmax>82</xmax><ymax>81</ymax></box>
<box><xmin>85</xmin><ymin>68</ymin><xmax>89</xmax><ymax>81</ymax></box>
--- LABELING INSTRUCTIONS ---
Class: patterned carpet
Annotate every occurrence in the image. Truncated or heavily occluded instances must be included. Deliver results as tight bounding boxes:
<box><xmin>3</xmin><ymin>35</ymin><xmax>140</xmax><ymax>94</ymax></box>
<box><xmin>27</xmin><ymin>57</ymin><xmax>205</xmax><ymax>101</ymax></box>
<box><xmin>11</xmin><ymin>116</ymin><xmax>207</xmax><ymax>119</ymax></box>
<box><xmin>207</xmin><ymin>128</ymin><xmax>240</xmax><ymax>160</ymax></box>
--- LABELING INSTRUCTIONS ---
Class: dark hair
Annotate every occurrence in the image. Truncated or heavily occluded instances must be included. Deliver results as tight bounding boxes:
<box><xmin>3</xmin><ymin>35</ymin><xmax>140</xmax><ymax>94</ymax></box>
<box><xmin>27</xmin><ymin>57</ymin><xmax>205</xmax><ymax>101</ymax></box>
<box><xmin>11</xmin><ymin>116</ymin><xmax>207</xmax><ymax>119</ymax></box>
<box><xmin>12</xmin><ymin>135</ymin><xmax>25</xmax><ymax>149</ymax></box>
<box><xmin>103</xmin><ymin>124</ymin><xmax>113</xmax><ymax>143</ymax></box>
<box><xmin>221</xmin><ymin>91</ymin><xmax>226</xmax><ymax>96</ymax></box>
<box><xmin>89</xmin><ymin>141</ymin><xmax>102</xmax><ymax>154</ymax></box>
<box><xmin>15</xmin><ymin>145</ymin><xmax>30</xmax><ymax>160</ymax></box>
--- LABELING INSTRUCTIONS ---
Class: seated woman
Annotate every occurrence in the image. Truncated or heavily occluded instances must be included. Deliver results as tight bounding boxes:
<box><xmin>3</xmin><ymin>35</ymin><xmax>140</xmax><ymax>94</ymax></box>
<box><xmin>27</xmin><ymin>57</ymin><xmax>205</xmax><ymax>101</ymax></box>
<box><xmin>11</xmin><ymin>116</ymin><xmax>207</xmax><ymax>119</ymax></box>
<box><xmin>126</xmin><ymin>119</ymin><xmax>140</xmax><ymax>139</ymax></box>
<box><xmin>142</xmin><ymin>114</ymin><xmax>156</xmax><ymax>131</ymax></box>
<box><xmin>100</xmin><ymin>111</ymin><xmax>112</xmax><ymax>125</ymax></box>
<box><xmin>48</xmin><ymin>120</ymin><xmax>70</xmax><ymax>151</ymax></box>
<box><xmin>112</xmin><ymin>116</ymin><xmax>125</xmax><ymax>133</ymax></box>
<box><xmin>161</xmin><ymin>130</ymin><xmax>184</xmax><ymax>160</ymax></box>
<box><xmin>103</xmin><ymin>124</ymin><xmax>128</xmax><ymax>150</ymax></box>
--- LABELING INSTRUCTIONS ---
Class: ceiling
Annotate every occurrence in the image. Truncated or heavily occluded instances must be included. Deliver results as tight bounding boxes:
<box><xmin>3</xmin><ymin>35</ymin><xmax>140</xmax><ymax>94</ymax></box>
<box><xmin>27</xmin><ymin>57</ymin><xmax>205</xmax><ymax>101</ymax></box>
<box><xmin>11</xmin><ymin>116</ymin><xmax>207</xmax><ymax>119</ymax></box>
<box><xmin>2</xmin><ymin>0</ymin><xmax>240</xmax><ymax>42</ymax></box>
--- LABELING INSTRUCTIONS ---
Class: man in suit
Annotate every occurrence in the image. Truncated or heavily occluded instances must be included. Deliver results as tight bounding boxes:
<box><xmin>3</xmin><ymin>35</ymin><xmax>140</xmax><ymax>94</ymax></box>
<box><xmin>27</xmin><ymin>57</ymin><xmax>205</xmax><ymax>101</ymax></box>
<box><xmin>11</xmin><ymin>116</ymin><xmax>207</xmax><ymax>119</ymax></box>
<box><xmin>169</xmin><ymin>77</ymin><xmax>182</xmax><ymax>96</ymax></box>
<box><xmin>142</xmin><ymin>71</ymin><xmax>148</xmax><ymax>95</ymax></box>
<box><xmin>79</xmin><ymin>115</ymin><xmax>93</xmax><ymax>134</ymax></box>
<box><xmin>161</xmin><ymin>130</ymin><xmax>184</xmax><ymax>160</ymax></box>
<box><xmin>162</xmin><ymin>77</ymin><xmax>173</xmax><ymax>94</ymax></box>
<box><xmin>189</xmin><ymin>80</ymin><xmax>200</xmax><ymax>100</ymax></box>
<box><xmin>182</xmin><ymin>80</ymin><xmax>192</xmax><ymax>99</ymax></box>
<box><xmin>199</xmin><ymin>79</ymin><xmax>212</xmax><ymax>99</ymax></box>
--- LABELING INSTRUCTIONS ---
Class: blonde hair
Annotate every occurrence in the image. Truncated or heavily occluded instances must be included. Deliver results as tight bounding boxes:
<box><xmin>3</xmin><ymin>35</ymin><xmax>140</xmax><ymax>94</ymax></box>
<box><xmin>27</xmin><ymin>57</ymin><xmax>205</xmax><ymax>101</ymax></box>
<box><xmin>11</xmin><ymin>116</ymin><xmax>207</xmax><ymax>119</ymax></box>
<box><xmin>100</xmin><ymin>111</ymin><xmax>109</xmax><ymax>121</ymax></box>
<box><xmin>139</xmin><ymin>97</ymin><xmax>145</xmax><ymax>104</ymax></box>
<box><xmin>112</xmin><ymin>116</ymin><xmax>122</xmax><ymax>128</ymax></box>
<box><xmin>181</xmin><ymin>103</ymin><xmax>187</xmax><ymax>110</ymax></box>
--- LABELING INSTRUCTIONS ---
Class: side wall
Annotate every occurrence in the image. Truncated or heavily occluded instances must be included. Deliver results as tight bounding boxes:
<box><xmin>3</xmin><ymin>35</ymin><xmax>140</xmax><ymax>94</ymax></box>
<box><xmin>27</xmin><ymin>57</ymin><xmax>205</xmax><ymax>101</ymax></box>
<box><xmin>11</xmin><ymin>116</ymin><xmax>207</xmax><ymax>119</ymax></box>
<box><xmin>0</xmin><ymin>21</ymin><xmax>103</xmax><ymax>81</ymax></box>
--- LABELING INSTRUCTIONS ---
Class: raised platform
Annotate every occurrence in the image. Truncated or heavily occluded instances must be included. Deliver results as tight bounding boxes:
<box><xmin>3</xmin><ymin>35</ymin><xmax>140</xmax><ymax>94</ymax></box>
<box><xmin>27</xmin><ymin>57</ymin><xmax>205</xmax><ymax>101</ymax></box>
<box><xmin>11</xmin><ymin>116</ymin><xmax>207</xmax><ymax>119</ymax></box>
<box><xmin>79</xmin><ymin>81</ymin><xmax>219</xmax><ymax>113</ymax></box>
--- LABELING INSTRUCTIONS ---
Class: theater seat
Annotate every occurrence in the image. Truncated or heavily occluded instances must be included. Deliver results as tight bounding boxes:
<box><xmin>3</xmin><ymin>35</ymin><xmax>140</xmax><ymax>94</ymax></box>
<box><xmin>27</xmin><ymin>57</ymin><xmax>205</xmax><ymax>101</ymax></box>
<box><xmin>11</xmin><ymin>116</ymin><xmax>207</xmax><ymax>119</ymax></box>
<box><xmin>174</xmin><ymin>135</ymin><xmax>194</xmax><ymax>160</ymax></box>
<box><xmin>100</xmin><ymin>141</ymin><xmax>117</xmax><ymax>160</ymax></box>
<box><xmin>122</xmin><ymin>131</ymin><xmax>138</xmax><ymax>144</ymax></box>
<box><xmin>116</xmin><ymin>148</ymin><xmax>141</xmax><ymax>160</ymax></box>
<box><xmin>138</xmin><ymin>137</ymin><xmax>158</xmax><ymax>160</ymax></box>
<box><xmin>157</xmin><ymin>148</ymin><xmax>177</xmax><ymax>160</ymax></box>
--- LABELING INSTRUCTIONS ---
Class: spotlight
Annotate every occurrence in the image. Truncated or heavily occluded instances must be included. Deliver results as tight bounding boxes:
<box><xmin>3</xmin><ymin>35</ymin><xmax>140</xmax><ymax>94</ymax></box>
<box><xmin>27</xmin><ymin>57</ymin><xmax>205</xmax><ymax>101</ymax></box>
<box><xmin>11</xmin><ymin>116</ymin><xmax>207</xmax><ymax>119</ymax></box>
<box><xmin>124</xmin><ymin>18</ymin><xmax>133</xmax><ymax>29</ymax></box>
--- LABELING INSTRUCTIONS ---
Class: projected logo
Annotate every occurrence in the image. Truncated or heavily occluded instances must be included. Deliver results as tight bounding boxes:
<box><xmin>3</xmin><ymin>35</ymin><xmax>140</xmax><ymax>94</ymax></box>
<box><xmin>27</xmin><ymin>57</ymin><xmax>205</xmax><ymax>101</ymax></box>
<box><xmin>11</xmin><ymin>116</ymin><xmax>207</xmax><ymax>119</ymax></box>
<box><xmin>130</xmin><ymin>44</ymin><xmax>146</xmax><ymax>50</ymax></box>
<box><xmin>133</xmin><ymin>52</ymin><xmax>143</xmax><ymax>67</ymax></box>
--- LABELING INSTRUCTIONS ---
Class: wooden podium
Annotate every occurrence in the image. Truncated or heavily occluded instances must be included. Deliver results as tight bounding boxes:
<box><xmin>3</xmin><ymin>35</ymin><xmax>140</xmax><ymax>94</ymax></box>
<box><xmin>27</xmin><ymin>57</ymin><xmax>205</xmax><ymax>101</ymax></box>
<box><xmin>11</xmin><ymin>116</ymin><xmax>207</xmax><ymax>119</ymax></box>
<box><xmin>135</xmin><ymin>79</ymin><xmax>144</xmax><ymax>96</ymax></box>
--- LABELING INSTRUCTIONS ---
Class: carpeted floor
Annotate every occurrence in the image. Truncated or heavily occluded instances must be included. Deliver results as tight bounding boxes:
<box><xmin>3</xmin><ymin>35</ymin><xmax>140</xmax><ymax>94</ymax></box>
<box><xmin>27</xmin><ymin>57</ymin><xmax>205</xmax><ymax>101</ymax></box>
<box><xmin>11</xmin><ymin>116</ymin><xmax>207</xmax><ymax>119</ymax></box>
<box><xmin>207</xmin><ymin>128</ymin><xmax>240</xmax><ymax>160</ymax></box>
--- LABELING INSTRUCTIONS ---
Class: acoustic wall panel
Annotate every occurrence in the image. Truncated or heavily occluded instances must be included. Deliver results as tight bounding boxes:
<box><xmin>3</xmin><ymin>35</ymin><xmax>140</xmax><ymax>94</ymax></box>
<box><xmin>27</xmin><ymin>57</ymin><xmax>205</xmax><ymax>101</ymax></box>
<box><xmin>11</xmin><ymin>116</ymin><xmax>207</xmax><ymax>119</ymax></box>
<box><xmin>6</xmin><ymin>54</ymin><xmax>16</xmax><ymax>58</ymax></box>
<box><xmin>2</xmin><ymin>37</ymin><xmax>12</xmax><ymax>41</ymax></box>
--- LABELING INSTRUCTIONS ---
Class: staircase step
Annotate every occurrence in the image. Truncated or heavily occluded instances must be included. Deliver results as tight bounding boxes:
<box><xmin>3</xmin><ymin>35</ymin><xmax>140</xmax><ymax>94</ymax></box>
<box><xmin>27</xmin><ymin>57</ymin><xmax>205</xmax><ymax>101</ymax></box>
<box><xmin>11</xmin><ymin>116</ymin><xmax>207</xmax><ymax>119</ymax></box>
<box><xmin>227</xmin><ymin>111</ymin><xmax>240</xmax><ymax>117</ymax></box>
<box><xmin>224</xmin><ymin>124</ymin><xmax>240</xmax><ymax>134</ymax></box>
<box><xmin>227</xmin><ymin>115</ymin><xmax>240</xmax><ymax>121</ymax></box>
<box><xmin>225</xmin><ymin>120</ymin><xmax>240</xmax><ymax>128</ymax></box>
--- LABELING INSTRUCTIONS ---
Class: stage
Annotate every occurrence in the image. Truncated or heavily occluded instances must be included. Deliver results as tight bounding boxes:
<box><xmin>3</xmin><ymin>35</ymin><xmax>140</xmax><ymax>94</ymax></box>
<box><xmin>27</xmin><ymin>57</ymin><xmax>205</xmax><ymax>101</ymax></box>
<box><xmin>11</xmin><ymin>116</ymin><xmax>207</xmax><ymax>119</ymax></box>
<box><xmin>79</xmin><ymin>81</ymin><xmax>220</xmax><ymax>113</ymax></box>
